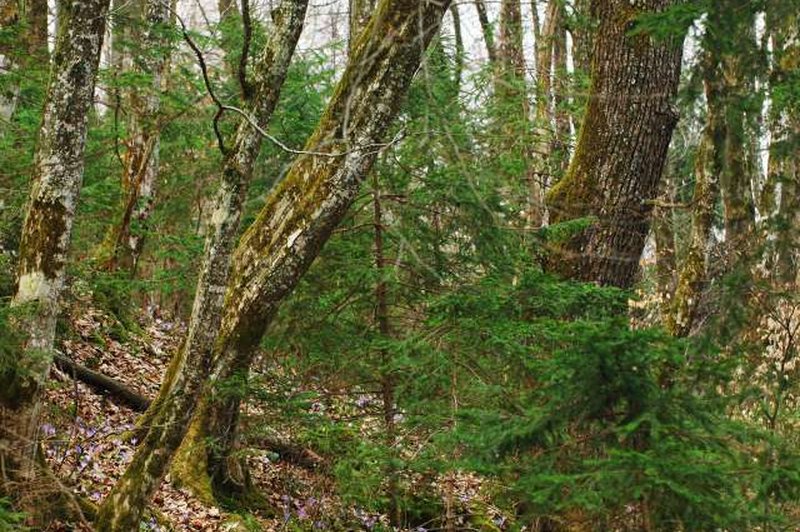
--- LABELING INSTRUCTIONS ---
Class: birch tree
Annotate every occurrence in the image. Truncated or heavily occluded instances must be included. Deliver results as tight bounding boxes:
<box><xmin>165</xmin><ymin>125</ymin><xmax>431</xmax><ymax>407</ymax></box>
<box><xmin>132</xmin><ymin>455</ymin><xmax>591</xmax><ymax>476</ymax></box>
<box><xmin>0</xmin><ymin>0</ymin><xmax>109</xmax><ymax>516</ymax></box>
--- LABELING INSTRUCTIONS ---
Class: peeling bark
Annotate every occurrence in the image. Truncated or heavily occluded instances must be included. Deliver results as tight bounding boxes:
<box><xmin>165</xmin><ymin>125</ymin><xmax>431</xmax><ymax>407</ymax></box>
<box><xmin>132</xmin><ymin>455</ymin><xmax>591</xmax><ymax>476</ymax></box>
<box><xmin>94</xmin><ymin>1</ymin><xmax>309</xmax><ymax>529</ymax></box>
<box><xmin>0</xmin><ymin>0</ymin><xmax>109</xmax><ymax>514</ymax></box>
<box><xmin>547</xmin><ymin>0</ymin><xmax>685</xmax><ymax>288</ymax></box>
<box><xmin>180</xmin><ymin>0</ymin><xmax>451</xmax><ymax>500</ymax></box>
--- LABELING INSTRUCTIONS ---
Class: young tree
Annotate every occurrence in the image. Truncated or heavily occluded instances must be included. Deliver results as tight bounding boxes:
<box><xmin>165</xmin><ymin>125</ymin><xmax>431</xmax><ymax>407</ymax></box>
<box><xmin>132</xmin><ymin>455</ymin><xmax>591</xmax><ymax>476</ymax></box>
<box><xmin>0</xmin><ymin>0</ymin><xmax>109</xmax><ymax>516</ymax></box>
<box><xmin>171</xmin><ymin>0</ymin><xmax>451</xmax><ymax>503</ymax></box>
<box><xmin>547</xmin><ymin>0</ymin><xmax>685</xmax><ymax>288</ymax></box>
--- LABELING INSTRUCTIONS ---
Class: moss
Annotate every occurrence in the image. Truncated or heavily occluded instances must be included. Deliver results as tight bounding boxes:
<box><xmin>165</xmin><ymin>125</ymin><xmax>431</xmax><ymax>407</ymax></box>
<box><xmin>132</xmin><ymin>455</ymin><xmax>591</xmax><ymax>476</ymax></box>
<box><xmin>170</xmin><ymin>403</ymin><xmax>214</xmax><ymax>504</ymax></box>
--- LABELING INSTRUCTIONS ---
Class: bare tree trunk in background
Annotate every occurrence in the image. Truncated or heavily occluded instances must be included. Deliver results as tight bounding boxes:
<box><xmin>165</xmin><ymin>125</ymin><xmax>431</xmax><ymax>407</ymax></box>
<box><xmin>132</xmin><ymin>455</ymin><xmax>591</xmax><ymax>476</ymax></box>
<box><xmin>0</xmin><ymin>0</ymin><xmax>47</xmax><ymax>123</ymax></box>
<box><xmin>474</xmin><ymin>0</ymin><xmax>497</xmax><ymax>64</ymax></box>
<box><xmin>95</xmin><ymin>2</ymin><xmax>309</xmax><ymax>529</ymax></box>
<box><xmin>450</xmin><ymin>3</ymin><xmax>464</xmax><ymax>90</ymax></box>
<box><xmin>0</xmin><ymin>0</ymin><xmax>109</xmax><ymax>520</ymax></box>
<box><xmin>668</xmin><ymin>0</ymin><xmax>757</xmax><ymax>335</ymax></box>
<box><xmin>173</xmin><ymin>0</ymin><xmax>451</xmax><ymax>503</ymax></box>
<box><xmin>529</xmin><ymin>0</ymin><xmax>561</xmax><ymax>226</ymax></box>
<box><xmin>97</xmin><ymin>0</ymin><xmax>172</xmax><ymax>275</ymax></box>
<box><xmin>667</xmin><ymin>50</ymin><xmax>725</xmax><ymax>336</ymax></box>
<box><xmin>547</xmin><ymin>0</ymin><xmax>684</xmax><ymax>289</ymax></box>
<box><xmin>765</xmin><ymin>6</ymin><xmax>800</xmax><ymax>285</ymax></box>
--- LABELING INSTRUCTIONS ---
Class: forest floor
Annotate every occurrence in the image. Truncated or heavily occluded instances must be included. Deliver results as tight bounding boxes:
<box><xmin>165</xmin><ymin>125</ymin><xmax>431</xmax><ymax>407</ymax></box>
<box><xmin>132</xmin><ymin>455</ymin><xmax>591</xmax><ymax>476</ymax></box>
<box><xmin>41</xmin><ymin>299</ymin><xmax>350</xmax><ymax>531</ymax></box>
<box><xmin>40</xmin><ymin>297</ymin><xmax>496</xmax><ymax>531</ymax></box>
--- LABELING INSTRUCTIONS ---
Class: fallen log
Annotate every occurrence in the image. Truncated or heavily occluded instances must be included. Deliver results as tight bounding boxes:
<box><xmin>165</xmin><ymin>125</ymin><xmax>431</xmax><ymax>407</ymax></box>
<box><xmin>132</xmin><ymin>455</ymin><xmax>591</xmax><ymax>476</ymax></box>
<box><xmin>53</xmin><ymin>351</ymin><xmax>322</xmax><ymax>469</ymax></box>
<box><xmin>53</xmin><ymin>350</ymin><xmax>152</xmax><ymax>411</ymax></box>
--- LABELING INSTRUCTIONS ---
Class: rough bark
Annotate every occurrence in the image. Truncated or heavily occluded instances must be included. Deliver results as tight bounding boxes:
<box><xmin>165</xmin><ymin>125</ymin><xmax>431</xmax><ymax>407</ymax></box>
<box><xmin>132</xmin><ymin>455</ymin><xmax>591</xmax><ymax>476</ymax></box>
<box><xmin>98</xmin><ymin>0</ymin><xmax>172</xmax><ymax>275</ymax></box>
<box><xmin>349</xmin><ymin>0</ymin><xmax>373</xmax><ymax>54</ymax></box>
<box><xmin>0</xmin><ymin>0</ymin><xmax>109</xmax><ymax>515</ymax></box>
<box><xmin>547</xmin><ymin>0</ymin><xmax>684</xmax><ymax>288</ymax></box>
<box><xmin>177</xmin><ymin>0</ymin><xmax>451</xmax><ymax>500</ymax></box>
<box><xmin>94</xmin><ymin>1</ymin><xmax>309</xmax><ymax>529</ymax></box>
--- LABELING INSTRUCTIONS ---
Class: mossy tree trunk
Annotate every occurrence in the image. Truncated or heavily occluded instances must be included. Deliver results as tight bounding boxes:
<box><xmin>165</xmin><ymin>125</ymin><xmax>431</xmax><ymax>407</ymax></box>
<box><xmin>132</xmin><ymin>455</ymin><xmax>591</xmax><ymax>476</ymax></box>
<box><xmin>0</xmin><ymin>0</ymin><xmax>108</xmax><ymax>514</ymax></box>
<box><xmin>668</xmin><ymin>0</ymin><xmax>758</xmax><ymax>335</ymax></box>
<box><xmin>766</xmin><ymin>5</ymin><xmax>800</xmax><ymax>285</ymax></box>
<box><xmin>97</xmin><ymin>0</ymin><xmax>172</xmax><ymax>275</ymax></box>
<box><xmin>175</xmin><ymin>0</ymin><xmax>451</xmax><ymax>501</ymax></box>
<box><xmin>94</xmin><ymin>2</ymin><xmax>309</xmax><ymax>529</ymax></box>
<box><xmin>547</xmin><ymin>0</ymin><xmax>684</xmax><ymax>288</ymax></box>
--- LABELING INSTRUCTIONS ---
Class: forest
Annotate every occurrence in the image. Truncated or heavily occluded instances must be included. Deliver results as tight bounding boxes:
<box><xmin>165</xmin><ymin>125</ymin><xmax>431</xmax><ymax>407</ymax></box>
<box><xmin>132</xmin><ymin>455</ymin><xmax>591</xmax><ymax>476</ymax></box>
<box><xmin>1</xmin><ymin>0</ymin><xmax>800</xmax><ymax>529</ymax></box>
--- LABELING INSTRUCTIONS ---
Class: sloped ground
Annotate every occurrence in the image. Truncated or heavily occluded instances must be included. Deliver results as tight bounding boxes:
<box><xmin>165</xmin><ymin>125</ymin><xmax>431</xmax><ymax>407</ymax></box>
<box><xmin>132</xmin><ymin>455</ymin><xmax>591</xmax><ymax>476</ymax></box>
<box><xmin>40</xmin><ymin>300</ymin><xmax>506</xmax><ymax>531</ymax></box>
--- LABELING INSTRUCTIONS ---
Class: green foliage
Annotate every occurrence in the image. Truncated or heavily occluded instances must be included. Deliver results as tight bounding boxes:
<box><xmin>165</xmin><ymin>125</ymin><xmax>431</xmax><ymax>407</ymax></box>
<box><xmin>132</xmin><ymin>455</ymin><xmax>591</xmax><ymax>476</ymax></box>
<box><xmin>0</xmin><ymin>498</ymin><xmax>27</xmax><ymax>532</ymax></box>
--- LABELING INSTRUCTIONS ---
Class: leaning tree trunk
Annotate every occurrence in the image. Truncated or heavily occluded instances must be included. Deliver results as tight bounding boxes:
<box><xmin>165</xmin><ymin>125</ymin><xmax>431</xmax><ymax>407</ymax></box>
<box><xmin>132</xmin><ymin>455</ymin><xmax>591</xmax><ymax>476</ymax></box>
<box><xmin>174</xmin><ymin>0</ymin><xmax>451</xmax><ymax>501</ymax></box>
<box><xmin>94</xmin><ymin>2</ymin><xmax>309</xmax><ymax>529</ymax></box>
<box><xmin>0</xmin><ymin>0</ymin><xmax>108</xmax><ymax>517</ymax></box>
<box><xmin>96</xmin><ymin>0</ymin><xmax>172</xmax><ymax>275</ymax></box>
<box><xmin>547</xmin><ymin>0</ymin><xmax>685</xmax><ymax>288</ymax></box>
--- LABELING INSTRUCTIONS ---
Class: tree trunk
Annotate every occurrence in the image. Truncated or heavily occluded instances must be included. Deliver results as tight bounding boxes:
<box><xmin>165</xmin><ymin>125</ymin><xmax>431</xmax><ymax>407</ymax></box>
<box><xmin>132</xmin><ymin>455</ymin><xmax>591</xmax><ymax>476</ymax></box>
<box><xmin>97</xmin><ymin>0</ymin><xmax>172</xmax><ymax>275</ymax></box>
<box><xmin>0</xmin><ymin>0</ymin><xmax>108</xmax><ymax>518</ymax></box>
<box><xmin>667</xmin><ymin>50</ymin><xmax>724</xmax><ymax>336</ymax></box>
<box><xmin>668</xmin><ymin>0</ymin><xmax>757</xmax><ymax>335</ymax></box>
<box><xmin>473</xmin><ymin>0</ymin><xmax>497</xmax><ymax>64</ymax></box>
<box><xmin>547</xmin><ymin>0</ymin><xmax>684</xmax><ymax>288</ymax></box>
<box><xmin>94</xmin><ymin>2</ymin><xmax>309</xmax><ymax>529</ymax></box>
<box><xmin>176</xmin><ymin>0</ymin><xmax>451</xmax><ymax>501</ymax></box>
<box><xmin>529</xmin><ymin>0</ymin><xmax>561</xmax><ymax>227</ymax></box>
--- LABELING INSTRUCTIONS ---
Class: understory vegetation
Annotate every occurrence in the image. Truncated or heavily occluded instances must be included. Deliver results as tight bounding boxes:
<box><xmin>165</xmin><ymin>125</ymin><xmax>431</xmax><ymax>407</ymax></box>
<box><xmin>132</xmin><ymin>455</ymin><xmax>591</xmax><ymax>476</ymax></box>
<box><xmin>2</xmin><ymin>0</ymin><xmax>800</xmax><ymax>530</ymax></box>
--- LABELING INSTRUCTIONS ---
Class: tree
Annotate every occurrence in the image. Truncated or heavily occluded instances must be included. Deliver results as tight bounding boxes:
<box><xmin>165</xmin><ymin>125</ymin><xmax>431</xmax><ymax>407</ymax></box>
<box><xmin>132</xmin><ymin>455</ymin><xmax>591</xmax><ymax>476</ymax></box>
<box><xmin>95</xmin><ymin>0</ymin><xmax>310</xmax><ymax>528</ymax></box>
<box><xmin>0</xmin><ymin>0</ymin><xmax>109</xmax><ymax>519</ymax></box>
<box><xmin>170</xmin><ymin>0</ymin><xmax>452</xmax><ymax>504</ymax></box>
<box><xmin>96</xmin><ymin>0</ymin><xmax>173</xmax><ymax>274</ymax></box>
<box><xmin>548</xmin><ymin>0</ymin><xmax>686</xmax><ymax>288</ymax></box>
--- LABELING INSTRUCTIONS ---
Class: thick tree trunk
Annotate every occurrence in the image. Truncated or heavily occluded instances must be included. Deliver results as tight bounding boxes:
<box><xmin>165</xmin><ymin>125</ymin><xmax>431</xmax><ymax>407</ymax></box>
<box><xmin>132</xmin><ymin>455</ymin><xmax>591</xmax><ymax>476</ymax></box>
<box><xmin>177</xmin><ymin>0</ymin><xmax>451</xmax><ymax>501</ymax></box>
<box><xmin>0</xmin><ymin>0</ymin><xmax>108</xmax><ymax>516</ymax></box>
<box><xmin>547</xmin><ymin>0</ymin><xmax>684</xmax><ymax>288</ymax></box>
<box><xmin>94</xmin><ymin>2</ymin><xmax>309</xmax><ymax>529</ymax></box>
<box><xmin>97</xmin><ymin>0</ymin><xmax>171</xmax><ymax>275</ymax></box>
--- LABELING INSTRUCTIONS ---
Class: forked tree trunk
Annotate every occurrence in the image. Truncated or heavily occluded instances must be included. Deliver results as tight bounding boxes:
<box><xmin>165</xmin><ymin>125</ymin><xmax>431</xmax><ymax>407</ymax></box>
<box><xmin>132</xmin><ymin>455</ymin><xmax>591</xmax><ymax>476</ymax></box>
<box><xmin>547</xmin><ymin>0</ymin><xmax>684</xmax><ymax>288</ymax></box>
<box><xmin>95</xmin><ymin>2</ymin><xmax>309</xmax><ymax>529</ymax></box>
<box><xmin>0</xmin><ymin>0</ymin><xmax>108</xmax><ymax>516</ymax></box>
<box><xmin>174</xmin><ymin>0</ymin><xmax>451</xmax><ymax>501</ymax></box>
<box><xmin>97</xmin><ymin>0</ymin><xmax>171</xmax><ymax>275</ymax></box>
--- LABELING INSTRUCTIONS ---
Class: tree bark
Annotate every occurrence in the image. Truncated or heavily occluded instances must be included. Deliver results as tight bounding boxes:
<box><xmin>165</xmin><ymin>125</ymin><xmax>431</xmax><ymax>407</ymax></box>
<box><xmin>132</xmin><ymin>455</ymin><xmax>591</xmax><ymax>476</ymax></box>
<box><xmin>668</xmin><ymin>0</ymin><xmax>757</xmax><ymax>335</ymax></box>
<box><xmin>97</xmin><ymin>0</ymin><xmax>172</xmax><ymax>275</ymax></box>
<box><xmin>94</xmin><ymin>1</ymin><xmax>309</xmax><ymax>529</ymax></box>
<box><xmin>175</xmin><ymin>0</ymin><xmax>451</xmax><ymax>501</ymax></box>
<box><xmin>547</xmin><ymin>0</ymin><xmax>684</xmax><ymax>288</ymax></box>
<box><xmin>0</xmin><ymin>0</ymin><xmax>109</xmax><ymax>516</ymax></box>
<box><xmin>473</xmin><ymin>0</ymin><xmax>497</xmax><ymax>64</ymax></box>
